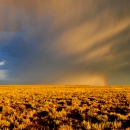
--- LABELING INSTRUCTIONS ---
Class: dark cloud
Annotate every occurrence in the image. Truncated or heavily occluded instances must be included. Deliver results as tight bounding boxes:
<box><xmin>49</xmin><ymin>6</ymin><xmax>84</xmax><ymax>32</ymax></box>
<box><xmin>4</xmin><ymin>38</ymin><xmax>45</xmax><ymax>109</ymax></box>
<box><xmin>0</xmin><ymin>0</ymin><xmax>130</xmax><ymax>85</ymax></box>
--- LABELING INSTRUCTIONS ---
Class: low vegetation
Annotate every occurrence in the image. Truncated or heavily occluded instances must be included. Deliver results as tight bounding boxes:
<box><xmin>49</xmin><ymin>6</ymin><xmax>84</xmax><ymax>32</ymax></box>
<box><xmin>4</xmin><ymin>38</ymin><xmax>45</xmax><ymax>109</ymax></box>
<box><xmin>0</xmin><ymin>85</ymin><xmax>130</xmax><ymax>130</ymax></box>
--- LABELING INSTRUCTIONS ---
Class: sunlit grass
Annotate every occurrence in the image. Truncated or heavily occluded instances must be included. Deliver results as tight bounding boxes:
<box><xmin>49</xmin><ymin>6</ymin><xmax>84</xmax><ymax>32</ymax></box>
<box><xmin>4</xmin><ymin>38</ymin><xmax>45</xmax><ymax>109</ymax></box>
<box><xmin>0</xmin><ymin>85</ymin><xmax>130</xmax><ymax>129</ymax></box>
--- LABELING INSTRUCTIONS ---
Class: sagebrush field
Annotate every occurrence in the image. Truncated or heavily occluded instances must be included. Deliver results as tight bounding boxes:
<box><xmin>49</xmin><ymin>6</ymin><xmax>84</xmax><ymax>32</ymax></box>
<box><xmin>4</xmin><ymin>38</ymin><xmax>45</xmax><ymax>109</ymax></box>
<box><xmin>0</xmin><ymin>85</ymin><xmax>130</xmax><ymax>130</ymax></box>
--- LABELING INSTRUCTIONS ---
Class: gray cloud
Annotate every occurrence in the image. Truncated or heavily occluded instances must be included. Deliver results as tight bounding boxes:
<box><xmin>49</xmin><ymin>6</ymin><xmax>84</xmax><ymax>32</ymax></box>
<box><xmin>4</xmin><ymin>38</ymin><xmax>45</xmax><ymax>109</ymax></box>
<box><xmin>0</xmin><ymin>0</ymin><xmax>130</xmax><ymax>85</ymax></box>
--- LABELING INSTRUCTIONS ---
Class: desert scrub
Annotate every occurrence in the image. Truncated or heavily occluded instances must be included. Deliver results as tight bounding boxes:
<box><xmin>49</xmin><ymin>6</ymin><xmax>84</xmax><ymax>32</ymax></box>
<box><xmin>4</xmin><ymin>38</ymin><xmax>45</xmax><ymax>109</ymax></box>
<box><xmin>0</xmin><ymin>120</ymin><xmax>10</xmax><ymax>128</ymax></box>
<box><xmin>0</xmin><ymin>85</ymin><xmax>130</xmax><ymax>129</ymax></box>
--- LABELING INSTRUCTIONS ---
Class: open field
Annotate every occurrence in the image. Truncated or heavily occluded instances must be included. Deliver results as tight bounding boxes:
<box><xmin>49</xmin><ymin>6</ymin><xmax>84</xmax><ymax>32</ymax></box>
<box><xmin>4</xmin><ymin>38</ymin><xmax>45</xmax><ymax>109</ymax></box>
<box><xmin>0</xmin><ymin>85</ymin><xmax>130</xmax><ymax>130</ymax></box>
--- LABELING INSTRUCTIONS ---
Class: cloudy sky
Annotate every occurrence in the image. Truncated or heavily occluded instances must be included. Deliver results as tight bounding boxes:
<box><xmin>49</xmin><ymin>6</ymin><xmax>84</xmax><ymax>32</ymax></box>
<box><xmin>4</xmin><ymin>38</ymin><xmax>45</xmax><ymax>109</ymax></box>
<box><xmin>0</xmin><ymin>0</ymin><xmax>130</xmax><ymax>85</ymax></box>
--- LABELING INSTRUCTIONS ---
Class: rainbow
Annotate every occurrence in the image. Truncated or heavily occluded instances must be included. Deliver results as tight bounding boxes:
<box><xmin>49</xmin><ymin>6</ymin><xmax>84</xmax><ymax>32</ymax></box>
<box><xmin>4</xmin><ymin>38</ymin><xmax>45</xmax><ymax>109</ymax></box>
<box><xmin>101</xmin><ymin>76</ymin><xmax>107</xmax><ymax>86</ymax></box>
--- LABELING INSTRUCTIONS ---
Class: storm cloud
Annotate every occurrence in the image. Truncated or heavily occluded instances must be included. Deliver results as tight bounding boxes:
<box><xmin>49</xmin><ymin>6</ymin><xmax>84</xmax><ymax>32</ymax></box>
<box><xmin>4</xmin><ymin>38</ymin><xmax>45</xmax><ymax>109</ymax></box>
<box><xmin>0</xmin><ymin>0</ymin><xmax>130</xmax><ymax>85</ymax></box>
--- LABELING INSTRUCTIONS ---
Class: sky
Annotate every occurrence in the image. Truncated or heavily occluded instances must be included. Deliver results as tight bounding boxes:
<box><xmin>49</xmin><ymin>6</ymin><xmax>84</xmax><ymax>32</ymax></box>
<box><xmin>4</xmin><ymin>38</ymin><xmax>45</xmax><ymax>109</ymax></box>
<box><xmin>0</xmin><ymin>0</ymin><xmax>130</xmax><ymax>85</ymax></box>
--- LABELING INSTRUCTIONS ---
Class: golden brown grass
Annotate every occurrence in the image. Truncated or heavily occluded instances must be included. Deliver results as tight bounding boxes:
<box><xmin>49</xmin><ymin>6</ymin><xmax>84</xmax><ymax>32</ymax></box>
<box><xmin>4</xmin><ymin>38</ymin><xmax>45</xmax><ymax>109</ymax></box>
<box><xmin>0</xmin><ymin>85</ymin><xmax>130</xmax><ymax>130</ymax></box>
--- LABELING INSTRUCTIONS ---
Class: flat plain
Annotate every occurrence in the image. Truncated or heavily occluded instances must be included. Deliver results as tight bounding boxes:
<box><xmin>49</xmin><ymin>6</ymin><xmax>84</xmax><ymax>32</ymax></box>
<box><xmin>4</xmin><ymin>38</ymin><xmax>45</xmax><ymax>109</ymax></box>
<box><xmin>0</xmin><ymin>85</ymin><xmax>130</xmax><ymax>130</ymax></box>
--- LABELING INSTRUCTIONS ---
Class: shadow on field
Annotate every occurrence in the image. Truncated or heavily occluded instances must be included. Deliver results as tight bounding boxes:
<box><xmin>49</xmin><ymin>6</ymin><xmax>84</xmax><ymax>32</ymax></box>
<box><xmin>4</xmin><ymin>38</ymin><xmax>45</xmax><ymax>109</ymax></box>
<box><xmin>25</xmin><ymin>111</ymin><xmax>58</xmax><ymax>130</ymax></box>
